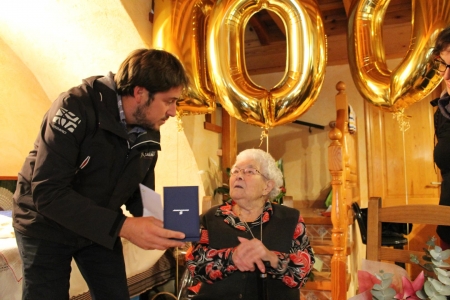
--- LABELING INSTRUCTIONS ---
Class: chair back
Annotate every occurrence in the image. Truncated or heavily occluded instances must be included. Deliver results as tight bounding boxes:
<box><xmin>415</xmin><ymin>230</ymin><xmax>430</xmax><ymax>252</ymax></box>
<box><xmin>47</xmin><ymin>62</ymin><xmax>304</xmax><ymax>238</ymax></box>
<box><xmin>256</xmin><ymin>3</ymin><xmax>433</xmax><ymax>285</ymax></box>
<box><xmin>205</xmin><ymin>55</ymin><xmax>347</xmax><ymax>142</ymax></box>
<box><xmin>352</xmin><ymin>202</ymin><xmax>368</xmax><ymax>244</ymax></box>
<box><xmin>367</xmin><ymin>197</ymin><xmax>450</xmax><ymax>265</ymax></box>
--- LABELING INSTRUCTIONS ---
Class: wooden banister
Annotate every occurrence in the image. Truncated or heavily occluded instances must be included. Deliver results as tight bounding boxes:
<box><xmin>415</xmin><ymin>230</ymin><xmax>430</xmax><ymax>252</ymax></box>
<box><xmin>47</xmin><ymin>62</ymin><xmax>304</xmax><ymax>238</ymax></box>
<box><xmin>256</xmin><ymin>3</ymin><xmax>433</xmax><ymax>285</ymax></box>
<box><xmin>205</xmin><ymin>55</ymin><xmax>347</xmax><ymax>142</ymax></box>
<box><xmin>329</xmin><ymin>81</ymin><xmax>358</xmax><ymax>299</ymax></box>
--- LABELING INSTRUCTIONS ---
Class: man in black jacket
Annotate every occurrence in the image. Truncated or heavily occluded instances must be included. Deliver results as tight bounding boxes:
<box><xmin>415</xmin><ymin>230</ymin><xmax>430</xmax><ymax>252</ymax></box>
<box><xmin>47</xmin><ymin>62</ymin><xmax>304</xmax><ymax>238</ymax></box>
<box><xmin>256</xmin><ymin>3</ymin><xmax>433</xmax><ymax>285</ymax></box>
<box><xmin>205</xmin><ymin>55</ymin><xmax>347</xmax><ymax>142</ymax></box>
<box><xmin>13</xmin><ymin>49</ymin><xmax>189</xmax><ymax>299</ymax></box>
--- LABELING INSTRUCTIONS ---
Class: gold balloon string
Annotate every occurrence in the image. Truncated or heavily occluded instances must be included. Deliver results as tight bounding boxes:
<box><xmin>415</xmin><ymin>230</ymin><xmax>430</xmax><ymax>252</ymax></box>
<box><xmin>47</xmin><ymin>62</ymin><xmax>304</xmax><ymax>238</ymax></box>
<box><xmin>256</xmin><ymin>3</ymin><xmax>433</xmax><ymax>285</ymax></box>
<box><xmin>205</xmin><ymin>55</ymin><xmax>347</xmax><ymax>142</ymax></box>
<box><xmin>176</xmin><ymin>112</ymin><xmax>184</xmax><ymax>132</ymax></box>
<box><xmin>401</xmin><ymin>125</ymin><xmax>409</xmax><ymax>207</ymax></box>
<box><xmin>400</xmin><ymin>121</ymin><xmax>411</xmax><ymax>244</ymax></box>
<box><xmin>392</xmin><ymin>109</ymin><xmax>411</xmax><ymax>211</ymax></box>
<box><xmin>392</xmin><ymin>109</ymin><xmax>411</xmax><ymax>132</ymax></box>
<box><xmin>258</xmin><ymin>128</ymin><xmax>269</xmax><ymax>148</ymax></box>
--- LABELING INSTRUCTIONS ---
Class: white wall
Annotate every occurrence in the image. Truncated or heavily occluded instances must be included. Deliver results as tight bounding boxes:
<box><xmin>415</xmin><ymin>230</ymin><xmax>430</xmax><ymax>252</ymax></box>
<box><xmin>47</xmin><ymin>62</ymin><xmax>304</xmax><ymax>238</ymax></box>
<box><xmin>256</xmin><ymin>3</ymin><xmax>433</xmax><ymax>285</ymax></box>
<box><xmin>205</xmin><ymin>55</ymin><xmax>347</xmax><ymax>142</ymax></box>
<box><xmin>0</xmin><ymin>0</ymin><xmax>221</xmax><ymax>210</ymax></box>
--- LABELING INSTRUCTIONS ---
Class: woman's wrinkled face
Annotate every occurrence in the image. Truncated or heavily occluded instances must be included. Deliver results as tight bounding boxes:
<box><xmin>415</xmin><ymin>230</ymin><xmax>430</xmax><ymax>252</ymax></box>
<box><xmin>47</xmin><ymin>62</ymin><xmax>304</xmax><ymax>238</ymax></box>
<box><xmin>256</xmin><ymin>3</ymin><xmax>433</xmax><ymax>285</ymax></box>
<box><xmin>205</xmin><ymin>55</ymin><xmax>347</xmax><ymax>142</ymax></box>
<box><xmin>229</xmin><ymin>158</ymin><xmax>272</xmax><ymax>202</ymax></box>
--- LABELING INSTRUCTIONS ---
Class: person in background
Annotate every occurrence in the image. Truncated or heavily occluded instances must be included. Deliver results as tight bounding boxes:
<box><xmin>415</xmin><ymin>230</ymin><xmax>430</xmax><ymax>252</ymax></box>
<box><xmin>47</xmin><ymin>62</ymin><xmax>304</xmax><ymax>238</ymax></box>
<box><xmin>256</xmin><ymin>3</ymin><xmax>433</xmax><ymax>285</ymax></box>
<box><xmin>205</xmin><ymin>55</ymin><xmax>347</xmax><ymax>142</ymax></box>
<box><xmin>185</xmin><ymin>148</ymin><xmax>314</xmax><ymax>300</ymax></box>
<box><xmin>13</xmin><ymin>49</ymin><xmax>189</xmax><ymax>299</ymax></box>
<box><xmin>431</xmin><ymin>26</ymin><xmax>450</xmax><ymax>250</ymax></box>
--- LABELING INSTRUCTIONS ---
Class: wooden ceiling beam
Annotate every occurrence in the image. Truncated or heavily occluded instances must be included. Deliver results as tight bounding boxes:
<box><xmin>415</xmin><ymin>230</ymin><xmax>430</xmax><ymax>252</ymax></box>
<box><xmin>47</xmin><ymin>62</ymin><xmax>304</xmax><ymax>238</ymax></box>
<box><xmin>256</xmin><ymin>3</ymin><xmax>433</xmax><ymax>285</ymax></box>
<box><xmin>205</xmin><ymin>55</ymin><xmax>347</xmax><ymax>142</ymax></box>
<box><xmin>248</xmin><ymin>15</ymin><xmax>271</xmax><ymax>46</ymax></box>
<box><xmin>341</xmin><ymin>0</ymin><xmax>354</xmax><ymax>16</ymax></box>
<box><xmin>244</xmin><ymin>0</ymin><xmax>412</xmax><ymax>74</ymax></box>
<box><xmin>267</xmin><ymin>11</ymin><xmax>286</xmax><ymax>36</ymax></box>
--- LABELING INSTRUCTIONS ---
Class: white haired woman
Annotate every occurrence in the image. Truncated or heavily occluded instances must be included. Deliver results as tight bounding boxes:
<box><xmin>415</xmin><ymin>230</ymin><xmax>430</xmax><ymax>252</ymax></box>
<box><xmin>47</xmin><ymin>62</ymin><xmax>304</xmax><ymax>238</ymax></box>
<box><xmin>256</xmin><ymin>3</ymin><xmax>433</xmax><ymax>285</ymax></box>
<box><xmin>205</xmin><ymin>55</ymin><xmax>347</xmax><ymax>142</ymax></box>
<box><xmin>185</xmin><ymin>148</ymin><xmax>314</xmax><ymax>300</ymax></box>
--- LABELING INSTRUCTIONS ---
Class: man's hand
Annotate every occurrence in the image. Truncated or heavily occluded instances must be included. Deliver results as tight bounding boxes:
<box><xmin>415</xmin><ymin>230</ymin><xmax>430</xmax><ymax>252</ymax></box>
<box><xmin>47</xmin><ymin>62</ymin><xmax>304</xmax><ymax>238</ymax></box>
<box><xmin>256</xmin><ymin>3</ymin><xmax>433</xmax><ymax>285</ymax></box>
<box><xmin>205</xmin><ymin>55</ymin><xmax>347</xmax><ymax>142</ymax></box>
<box><xmin>119</xmin><ymin>217</ymin><xmax>186</xmax><ymax>250</ymax></box>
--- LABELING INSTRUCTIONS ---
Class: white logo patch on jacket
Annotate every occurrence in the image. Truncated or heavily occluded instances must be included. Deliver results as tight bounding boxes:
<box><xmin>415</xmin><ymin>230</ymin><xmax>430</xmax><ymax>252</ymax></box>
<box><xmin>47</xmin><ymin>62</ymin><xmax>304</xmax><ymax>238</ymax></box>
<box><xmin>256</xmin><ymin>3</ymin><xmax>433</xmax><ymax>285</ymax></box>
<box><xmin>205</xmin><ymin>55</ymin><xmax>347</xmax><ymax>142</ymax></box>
<box><xmin>52</xmin><ymin>108</ymin><xmax>81</xmax><ymax>133</ymax></box>
<box><xmin>141</xmin><ymin>151</ymin><xmax>156</xmax><ymax>159</ymax></box>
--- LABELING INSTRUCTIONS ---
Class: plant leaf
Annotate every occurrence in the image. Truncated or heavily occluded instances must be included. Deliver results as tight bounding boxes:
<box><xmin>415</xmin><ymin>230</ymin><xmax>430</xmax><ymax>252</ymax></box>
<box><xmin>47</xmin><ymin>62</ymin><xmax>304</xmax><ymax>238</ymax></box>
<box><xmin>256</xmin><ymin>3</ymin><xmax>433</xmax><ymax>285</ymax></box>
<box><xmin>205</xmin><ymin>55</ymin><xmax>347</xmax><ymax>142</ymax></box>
<box><xmin>440</xmin><ymin>249</ymin><xmax>450</xmax><ymax>260</ymax></box>
<box><xmin>372</xmin><ymin>283</ymin><xmax>383</xmax><ymax>291</ymax></box>
<box><xmin>410</xmin><ymin>254</ymin><xmax>420</xmax><ymax>264</ymax></box>
<box><xmin>429</xmin><ymin>277</ymin><xmax>450</xmax><ymax>296</ymax></box>
<box><xmin>415</xmin><ymin>288</ymin><xmax>428</xmax><ymax>299</ymax></box>
<box><xmin>432</xmin><ymin>258</ymin><xmax>450</xmax><ymax>268</ymax></box>
<box><xmin>424</xmin><ymin>280</ymin><xmax>437</xmax><ymax>297</ymax></box>
<box><xmin>434</xmin><ymin>267</ymin><xmax>450</xmax><ymax>286</ymax></box>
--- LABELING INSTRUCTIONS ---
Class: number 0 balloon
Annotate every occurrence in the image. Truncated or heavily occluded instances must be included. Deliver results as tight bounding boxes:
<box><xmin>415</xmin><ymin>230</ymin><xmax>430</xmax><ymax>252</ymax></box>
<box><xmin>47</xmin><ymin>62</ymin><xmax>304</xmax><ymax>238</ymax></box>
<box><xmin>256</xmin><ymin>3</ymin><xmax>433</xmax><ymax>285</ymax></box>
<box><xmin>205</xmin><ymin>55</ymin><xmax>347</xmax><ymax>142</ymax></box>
<box><xmin>153</xmin><ymin>0</ymin><xmax>216</xmax><ymax>116</ymax></box>
<box><xmin>207</xmin><ymin>0</ymin><xmax>327</xmax><ymax>129</ymax></box>
<box><xmin>348</xmin><ymin>0</ymin><xmax>450</xmax><ymax>113</ymax></box>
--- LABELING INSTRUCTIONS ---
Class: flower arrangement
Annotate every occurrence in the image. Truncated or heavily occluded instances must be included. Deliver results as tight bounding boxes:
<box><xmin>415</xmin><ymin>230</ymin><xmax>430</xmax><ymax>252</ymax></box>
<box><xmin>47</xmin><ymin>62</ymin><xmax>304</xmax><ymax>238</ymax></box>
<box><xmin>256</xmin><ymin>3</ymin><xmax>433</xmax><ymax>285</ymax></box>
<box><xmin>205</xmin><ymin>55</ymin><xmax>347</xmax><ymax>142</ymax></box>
<box><xmin>350</xmin><ymin>259</ymin><xmax>423</xmax><ymax>300</ymax></box>
<box><xmin>350</xmin><ymin>237</ymin><xmax>450</xmax><ymax>300</ymax></box>
<box><xmin>411</xmin><ymin>237</ymin><xmax>450</xmax><ymax>299</ymax></box>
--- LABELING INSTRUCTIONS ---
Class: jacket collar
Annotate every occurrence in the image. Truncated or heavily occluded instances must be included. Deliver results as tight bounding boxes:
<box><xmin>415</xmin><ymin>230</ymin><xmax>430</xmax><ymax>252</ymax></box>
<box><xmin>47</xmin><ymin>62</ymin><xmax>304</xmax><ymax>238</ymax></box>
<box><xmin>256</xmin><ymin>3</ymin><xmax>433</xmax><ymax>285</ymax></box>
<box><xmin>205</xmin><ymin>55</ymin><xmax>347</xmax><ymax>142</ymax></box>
<box><xmin>82</xmin><ymin>75</ymin><xmax>161</xmax><ymax>150</ymax></box>
<box><xmin>132</xmin><ymin>130</ymin><xmax>161</xmax><ymax>151</ymax></box>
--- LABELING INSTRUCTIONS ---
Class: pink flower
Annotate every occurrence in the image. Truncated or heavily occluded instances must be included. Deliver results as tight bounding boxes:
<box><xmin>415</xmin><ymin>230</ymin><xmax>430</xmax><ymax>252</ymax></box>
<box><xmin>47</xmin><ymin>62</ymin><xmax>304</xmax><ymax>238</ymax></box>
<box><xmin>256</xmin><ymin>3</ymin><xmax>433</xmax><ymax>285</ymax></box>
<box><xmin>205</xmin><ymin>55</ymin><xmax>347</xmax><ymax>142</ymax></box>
<box><xmin>394</xmin><ymin>271</ymin><xmax>424</xmax><ymax>300</ymax></box>
<box><xmin>357</xmin><ymin>270</ymin><xmax>381</xmax><ymax>293</ymax></box>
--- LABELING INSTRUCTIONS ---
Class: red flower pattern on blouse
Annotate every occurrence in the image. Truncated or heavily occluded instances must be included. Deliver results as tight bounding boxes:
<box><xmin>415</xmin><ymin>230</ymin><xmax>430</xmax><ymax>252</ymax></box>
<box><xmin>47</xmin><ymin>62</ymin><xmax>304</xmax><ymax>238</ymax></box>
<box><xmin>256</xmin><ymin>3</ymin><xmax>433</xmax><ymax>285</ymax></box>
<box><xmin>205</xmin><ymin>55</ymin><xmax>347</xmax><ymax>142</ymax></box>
<box><xmin>290</xmin><ymin>251</ymin><xmax>312</xmax><ymax>274</ymax></box>
<box><xmin>207</xmin><ymin>249</ymin><xmax>218</xmax><ymax>258</ymax></box>
<box><xmin>262</xmin><ymin>211</ymin><xmax>270</xmax><ymax>222</ymax></box>
<box><xmin>282</xmin><ymin>274</ymin><xmax>298</xmax><ymax>288</ymax></box>
<box><xmin>199</xmin><ymin>230</ymin><xmax>209</xmax><ymax>244</ymax></box>
<box><xmin>209</xmin><ymin>269</ymin><xmax>223</xmax><ymax>280</ymax></box>
<box><xmin>187</xmin><ymin>282</ymin><xmax>202</xmax><ymax>294</ymax></box>
<box><xmin>235</xmin><ymin>224</ymin><xmax>247</xmax><ymax>231</ymax></box>
<box><xmin>293</xmin><ymin>221</ymin><xmax>304</xmax><ymax>239</ymax></box>
<box><xmin>185</xmin><ymin>248</ymin><xmax>194</xmax><ymax>261</ymax></box>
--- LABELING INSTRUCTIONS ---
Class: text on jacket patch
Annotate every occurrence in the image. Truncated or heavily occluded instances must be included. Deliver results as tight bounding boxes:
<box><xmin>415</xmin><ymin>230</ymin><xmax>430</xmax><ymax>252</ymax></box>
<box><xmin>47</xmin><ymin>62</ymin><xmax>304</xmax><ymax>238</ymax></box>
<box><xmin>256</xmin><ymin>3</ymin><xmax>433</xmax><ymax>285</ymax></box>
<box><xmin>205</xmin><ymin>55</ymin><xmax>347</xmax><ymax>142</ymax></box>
<box><xmin>141</xmin><ymin>151</ymin><xmax>156</xmax><ymax>159</ymax></box>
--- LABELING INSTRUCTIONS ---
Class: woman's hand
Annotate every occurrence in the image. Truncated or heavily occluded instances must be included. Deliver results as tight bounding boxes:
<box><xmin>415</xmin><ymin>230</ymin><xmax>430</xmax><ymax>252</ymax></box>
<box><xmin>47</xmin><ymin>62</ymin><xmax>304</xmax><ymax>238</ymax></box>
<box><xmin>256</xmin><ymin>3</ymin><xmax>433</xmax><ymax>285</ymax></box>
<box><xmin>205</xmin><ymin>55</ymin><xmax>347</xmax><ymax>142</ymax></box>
<box><xmin>232</xmin><ymin>236</ymin><xmax>278</xmax><ymax>273</ymax></box>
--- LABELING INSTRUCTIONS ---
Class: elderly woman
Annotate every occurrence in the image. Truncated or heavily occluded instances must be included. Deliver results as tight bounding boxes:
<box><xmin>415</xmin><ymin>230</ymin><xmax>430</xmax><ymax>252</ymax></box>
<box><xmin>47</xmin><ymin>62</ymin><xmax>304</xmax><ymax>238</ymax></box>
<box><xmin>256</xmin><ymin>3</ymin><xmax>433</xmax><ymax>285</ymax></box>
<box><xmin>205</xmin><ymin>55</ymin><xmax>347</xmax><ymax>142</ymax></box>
<box><xmin>185</xmin><ymin>148</ymin><xmax>314</xmax><ymax>300</ymax></box>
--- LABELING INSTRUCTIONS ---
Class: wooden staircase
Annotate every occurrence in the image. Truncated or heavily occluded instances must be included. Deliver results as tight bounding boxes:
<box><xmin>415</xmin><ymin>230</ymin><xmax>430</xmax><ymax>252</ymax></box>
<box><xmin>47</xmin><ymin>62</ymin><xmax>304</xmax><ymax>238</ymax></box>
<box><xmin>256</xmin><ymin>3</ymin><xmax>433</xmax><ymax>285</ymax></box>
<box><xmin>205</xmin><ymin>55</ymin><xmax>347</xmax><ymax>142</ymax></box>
<box><xmin>214</xmin><ymin>80</ymin><xmax>358</xmax><ymax>299</ymax></box>
<box><xmin>297</xmin><ymin>81</ymin><xmax>359</xmax><ymax>299</ymax></box>
<box><xmin>296</xmin><ymin>203</ymin><xmax>352</xmax><ymax>299</ymax></box>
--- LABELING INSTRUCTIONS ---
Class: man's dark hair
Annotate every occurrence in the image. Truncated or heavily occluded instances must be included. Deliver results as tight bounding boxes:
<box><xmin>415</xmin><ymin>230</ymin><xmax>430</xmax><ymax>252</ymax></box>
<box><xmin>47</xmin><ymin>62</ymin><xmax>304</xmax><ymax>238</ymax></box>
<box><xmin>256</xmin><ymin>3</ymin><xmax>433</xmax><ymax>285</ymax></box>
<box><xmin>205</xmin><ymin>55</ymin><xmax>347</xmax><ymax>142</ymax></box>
<box><xmin>115</xmin><ymin>49</ymin><xmax>189</xmax><ymax>98</ymax></box>
<box><xmin>432</xmin><ymin>27</ymin><xmax>450</xmax><ymax>57</ymax></box>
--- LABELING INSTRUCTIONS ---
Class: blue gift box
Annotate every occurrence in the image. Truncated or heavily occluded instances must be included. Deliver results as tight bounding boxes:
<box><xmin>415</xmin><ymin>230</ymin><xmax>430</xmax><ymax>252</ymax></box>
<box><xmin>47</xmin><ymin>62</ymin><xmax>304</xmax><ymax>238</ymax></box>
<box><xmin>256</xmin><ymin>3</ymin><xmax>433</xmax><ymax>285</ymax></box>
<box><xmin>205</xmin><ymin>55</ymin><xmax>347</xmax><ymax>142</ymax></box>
<box><xmin>163</xmin><ymin>186</ymin><xmax>200</xmax><ymax>242</ymax></box>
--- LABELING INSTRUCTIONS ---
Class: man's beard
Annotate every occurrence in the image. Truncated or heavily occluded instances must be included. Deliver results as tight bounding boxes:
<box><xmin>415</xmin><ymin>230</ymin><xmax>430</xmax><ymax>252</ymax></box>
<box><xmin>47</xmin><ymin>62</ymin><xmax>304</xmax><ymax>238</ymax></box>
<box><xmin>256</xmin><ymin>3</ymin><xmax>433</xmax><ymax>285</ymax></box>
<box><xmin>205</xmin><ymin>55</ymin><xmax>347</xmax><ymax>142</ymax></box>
<box><xmin>133</xmin><ymin>104</ymin><xmax>157</xmax><ymax>131</ymax></box>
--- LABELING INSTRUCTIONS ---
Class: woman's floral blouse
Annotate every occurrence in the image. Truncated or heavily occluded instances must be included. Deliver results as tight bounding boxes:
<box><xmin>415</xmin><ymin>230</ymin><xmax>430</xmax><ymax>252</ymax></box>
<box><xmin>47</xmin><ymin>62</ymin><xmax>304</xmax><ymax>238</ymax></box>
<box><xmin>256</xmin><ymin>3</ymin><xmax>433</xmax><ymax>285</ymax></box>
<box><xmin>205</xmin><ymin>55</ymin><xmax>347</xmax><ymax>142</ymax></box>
<box><xmin>185</xmin><ymin>200</ymin><xmax>315</xmax><ymax>289</ymax></box>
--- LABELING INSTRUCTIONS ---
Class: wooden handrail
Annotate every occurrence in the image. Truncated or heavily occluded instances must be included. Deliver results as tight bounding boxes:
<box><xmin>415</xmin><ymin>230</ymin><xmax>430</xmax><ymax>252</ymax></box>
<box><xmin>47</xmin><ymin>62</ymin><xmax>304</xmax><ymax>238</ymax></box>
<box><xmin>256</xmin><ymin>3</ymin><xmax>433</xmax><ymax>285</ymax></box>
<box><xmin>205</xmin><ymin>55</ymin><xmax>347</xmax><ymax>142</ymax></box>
<box><xmin>328</xmin><ymin>81</ymin><xmax>358</xmax><ymax>299</ymax></box>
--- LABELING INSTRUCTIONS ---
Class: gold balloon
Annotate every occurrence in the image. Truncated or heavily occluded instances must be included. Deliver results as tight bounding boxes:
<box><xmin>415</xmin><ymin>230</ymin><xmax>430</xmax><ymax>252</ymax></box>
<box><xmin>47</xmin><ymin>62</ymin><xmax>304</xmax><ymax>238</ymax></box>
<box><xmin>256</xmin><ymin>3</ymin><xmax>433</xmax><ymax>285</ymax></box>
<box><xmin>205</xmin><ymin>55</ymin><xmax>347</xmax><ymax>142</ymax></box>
<box><xmin>153</xmin><ymin>0</ymin><xmax>216</xmax><ymax>116</ymax></box>
<box><xmin>348</xmin><ymin>0</ymin><xmax>450</xmax><ymax>113</ymax></box>
<box><xmin>207</xmin><ymin>0</ymin><xmax>327</xmax><ymax>129</ymax></box>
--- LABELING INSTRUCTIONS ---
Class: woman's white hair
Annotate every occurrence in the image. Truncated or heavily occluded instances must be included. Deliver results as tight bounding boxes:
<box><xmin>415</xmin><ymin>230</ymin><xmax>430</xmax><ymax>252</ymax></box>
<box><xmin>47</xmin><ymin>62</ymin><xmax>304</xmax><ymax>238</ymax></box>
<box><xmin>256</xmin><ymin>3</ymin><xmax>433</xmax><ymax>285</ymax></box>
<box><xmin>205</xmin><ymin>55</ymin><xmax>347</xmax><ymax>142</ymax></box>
<box><xmin>234</xmin><ymin>148</ymin><xmax>283</xmax><ymax>201</ymax></box>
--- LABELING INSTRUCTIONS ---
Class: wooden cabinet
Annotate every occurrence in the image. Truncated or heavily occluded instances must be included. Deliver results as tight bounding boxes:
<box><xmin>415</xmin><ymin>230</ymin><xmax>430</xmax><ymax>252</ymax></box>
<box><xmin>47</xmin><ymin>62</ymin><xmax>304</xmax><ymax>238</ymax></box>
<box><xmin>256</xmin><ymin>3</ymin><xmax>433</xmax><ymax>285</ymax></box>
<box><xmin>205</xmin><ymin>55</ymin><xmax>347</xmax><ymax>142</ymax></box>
<box><xmin>365</xmin><ymin>88</ymin><xmax>442</xmax><ymax>207</ymax></box>
<box><xmin>365</xmin><ymin>87</ymin><xmax>444</xmax><ymax>278</ymax></box>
